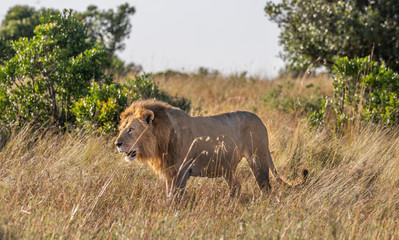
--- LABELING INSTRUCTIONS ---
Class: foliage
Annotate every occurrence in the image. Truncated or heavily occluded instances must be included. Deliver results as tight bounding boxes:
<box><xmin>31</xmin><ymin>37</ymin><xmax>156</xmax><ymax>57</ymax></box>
<box><xmin>196</xmin><ymin>67</ymin><xmax>220</xmax><ymax>79</ymax></box>
<box><xmin>125</xmin><ymin>74</ymin><xmax>191</xmax><ymax>112</ymax></box>
<box><xmin>0</xmin><ymin>5</ymin><xmax>42</xmax><ymax>40</ymax></box>
<box><xmin>153</xmin><ymin>70</ymin><xmax>189</xmax><ymax>81</ymax></box>
<box><xmin>72</xmin><ymin>74</ymin><xmax>191</xmax><ymax>133</ymax></box>
<box><xmin>0</xmin><ymin>5</ymin><xmax>59</xmax><ymax>63</ymax></box>
<box><xmin>0</xmin><ymin>4</ymin><xmax>137</xmax><ymax>74</ymax></box>
<box><xmin>308</xmin><ymin>56</ymin><xmax>399</xmax><ymax>127</ymax></box>
<box><xmin>0</xmin><ymin>5</ymin><xmax>39</xmax><ymax>63</ymax></box>
<box><xmin>265</xmin><ymin>0</ymin><xmax>399</xmax><ymax>73</ymax></box>
<box><xmin>262</xmin><ymin>80</ymin><xmax>324</xmax><ymax>114</ymax></box>
<box><xmin>72</xmin><ymin>82</ymin><xmax>130</xmax><ymax>133</ymax></box>
<box><xmin>0</xmin><ymin>10</ymin><xmax>109</xmax><ymax>126</ymax></box>
<box><xmin>0</xmin><ymin>37</ymin><xmax>14</xmax><ymax>65</ymax></box>
<box><xmin>0</xmin><ymin>8</ymin><xmax>188</xmax><ymax>133</ymax></box>
<box><xmin>307</xmin><ymin>96</ymin><xmax>329</xmax><ymax>127</ymax></box>
<box><xmin>77</xmin><ymin>3</ymin><xmax>136</xmax><ymax>58</ymax></box>
<box><xmin>109</xmin><ymin>55</ymin><xmax>142</xmax><ymax>76</ymax></box>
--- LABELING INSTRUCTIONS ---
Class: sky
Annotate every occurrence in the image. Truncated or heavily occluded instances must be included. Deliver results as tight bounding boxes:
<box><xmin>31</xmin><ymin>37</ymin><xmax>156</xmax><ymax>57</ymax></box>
<box><xmin>1</xmin><ymin>0</ymin><xmax>284</xmax><ymax>78</ymax></box>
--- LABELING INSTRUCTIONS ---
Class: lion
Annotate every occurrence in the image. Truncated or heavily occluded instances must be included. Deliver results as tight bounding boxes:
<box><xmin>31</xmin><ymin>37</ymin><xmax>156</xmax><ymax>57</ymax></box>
<box><xmin>115</xmin><ymin>99</ymin><xmax>307</xmax><ymax>200</ymax></box>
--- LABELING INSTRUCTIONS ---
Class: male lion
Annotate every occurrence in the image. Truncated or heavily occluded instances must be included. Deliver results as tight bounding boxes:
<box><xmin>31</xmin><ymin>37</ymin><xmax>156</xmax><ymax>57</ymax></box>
<box><xmin>115</xmin><ymin>99</ymin><xmax>307</xmax><ymax>200</ymax></box>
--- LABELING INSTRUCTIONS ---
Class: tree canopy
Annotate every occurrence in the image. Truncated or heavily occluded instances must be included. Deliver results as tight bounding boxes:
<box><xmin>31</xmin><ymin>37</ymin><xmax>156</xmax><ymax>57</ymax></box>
<box><xmin>77</xmin><ymin>3</ymin><xmax>136</xmax><ymax>58</ymax></box>
<box><xmin>0</xmin><ymin>5</ymin><xmax>41</xmax><ymax>40</ymax></box>
<box><xmin>0</xmin><ymin>3</ymin><xmax>136</xmax><ymax>66</ymax></box>
<box><xmin>0</xmin><ymin>5</ymin><xmax>55</xmax><ymax>63</ymax></box>
<box><xmin>0</xmin><ymin>8</ymin><xmax>188</xmax><ymax>131</ymax></box>
<box><xmin>0</xmin><ymin>10</ymin><xmax>109</xmax><ymax>125</ymax></box>
<box><xmin>265</xmin><ymin>0</ymin><xmax>399</xmax><ymax>73</ymax></box>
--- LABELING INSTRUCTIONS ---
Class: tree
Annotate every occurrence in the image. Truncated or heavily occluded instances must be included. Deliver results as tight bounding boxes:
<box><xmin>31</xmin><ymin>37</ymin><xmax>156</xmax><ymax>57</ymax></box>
<box><xmin>265</xmin><ymin>0</ymin><xmax>399</xmax><ymax>73</ymax></box>
<box><xmin>0</xmin><ymin>4</ymin><xmax>136</xmax><ymax>69</ymax></box>
<box><xmin>78</xmin><ymin>3</ymin><xmax>136</xmax><ymax>58</ymax></box>
<box><xmin>0</xmin><ymin>5</ymin><xmax>41</xmax><ymax>40</ymax></box>
<box><xmin>0</xmin><ymin>38</ymin><xmax>13</xmax><ymax>63</ymax></box>
<box><xmin>0</xmin><ymin>5</ymin><xmax>40</xmax><ymax>63</ymax></box>
<box><xmin>0</xmin><ymin>10</ymin><xmax>109</xmax><ymax>126</ymax></box>
<box><xmin>0</xmin><ymin>5</ymin><xmax>58</xmax><ymax>63</ymax></box>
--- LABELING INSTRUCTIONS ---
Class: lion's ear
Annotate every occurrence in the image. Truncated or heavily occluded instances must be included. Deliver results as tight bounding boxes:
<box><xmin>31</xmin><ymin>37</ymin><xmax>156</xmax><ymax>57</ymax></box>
<box><xmin>145</xmin><ymin>110</ymin><xmax>155</xmax><ymax>126</ymax></box>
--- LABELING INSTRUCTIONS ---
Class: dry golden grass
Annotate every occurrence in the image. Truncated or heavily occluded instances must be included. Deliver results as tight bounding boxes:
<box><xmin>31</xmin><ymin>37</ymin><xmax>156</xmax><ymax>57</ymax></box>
<box><xmin>1</xmin><ymin>74</ymin><xmax>398</xmax><ymax>239</ymax></box>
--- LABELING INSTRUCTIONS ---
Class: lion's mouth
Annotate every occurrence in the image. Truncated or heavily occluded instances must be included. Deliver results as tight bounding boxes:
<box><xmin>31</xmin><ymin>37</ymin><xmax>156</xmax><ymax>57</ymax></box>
<box><xmin>124</xmin><ymin>150</ymin><xmax>137</xmax><ymax>162</ymax></box>
<box><xmin>127</xmin><ymin>150</ymin><xmax>137</xmax><ymax>158</ymax></box>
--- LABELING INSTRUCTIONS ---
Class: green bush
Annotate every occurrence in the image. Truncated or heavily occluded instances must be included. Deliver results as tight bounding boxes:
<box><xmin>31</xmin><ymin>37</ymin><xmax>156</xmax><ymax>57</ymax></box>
<box><xmin>309</xmin><ymin>56</ymin><xmax>399</xmax><ymax>127</ymax></box>
<box><xmin>125</xmin><ymin>73</ymin><xmax>191</xmax><ymax>112</ymax></box>
<box><xmin>72</xmin><ymin>74</ymin><xmax>191</xmax><ymax>133</ymax></box>
<box><xmin>0</xmin><ymin>5</ymin><xmax>45</xmax><ymax>64</ymax></box>
<box><xmin>262</xmin><ymin>81</ymin><xmax>323</xmax><ymax>114</ymax></box>
<box><xmin>265</xmin><ymin>0</ymin><xmax>399</xmax><ymax>73</ymax></box>
<box><xmin>0</xmin><ymin>37</ymin><xmax>14</xmax><ymax>63</ymax></box>
<box><xmin>77</xmin><ymin>3</ymin><xmax>136</xmax><ymax>58</ymax></box>
<box><xmin>0</xmin><ymin>9</ymin><xmax>190</xmax><ymax>134</ymax></box>
<box><xmin>0</xmin><ymin>4</ymin><xmax>138</xmax><ymax>72</ymax></box>
<box><xmin>0</xmin><ymin>5</ymin><xmax>43</xmax><ymax>41</ymax></box>
<box><xmin>0</xmin><ymin>10</ymin><xmax>109</xmax><ymax>126</ymax></box>
<box><xmin>71</xmin><ymin>82</ymin><xmax>130</xmax><ymax>133</ymax></box>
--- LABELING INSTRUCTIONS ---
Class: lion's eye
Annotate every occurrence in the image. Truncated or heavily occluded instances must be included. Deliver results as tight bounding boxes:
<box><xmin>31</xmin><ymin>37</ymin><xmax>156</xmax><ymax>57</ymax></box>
<box><xmin>127</xmin><ymin>127</ymin><xmax>134</xmax><ymax>134</ymax></box>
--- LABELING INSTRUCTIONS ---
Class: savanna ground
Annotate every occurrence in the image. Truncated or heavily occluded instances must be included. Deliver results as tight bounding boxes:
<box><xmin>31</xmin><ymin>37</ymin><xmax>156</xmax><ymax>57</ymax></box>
<box><xmin>1</xmin><ymin>73</ymin><xmax>398</xmax><ymax>239</ymax></box>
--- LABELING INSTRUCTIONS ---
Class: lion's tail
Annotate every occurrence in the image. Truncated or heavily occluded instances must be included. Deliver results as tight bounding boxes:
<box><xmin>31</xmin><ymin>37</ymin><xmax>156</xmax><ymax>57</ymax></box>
<box><xmin>268</xmin><ymin>151</ymin><xmax>308</xmax><ymax>187</ymax></box>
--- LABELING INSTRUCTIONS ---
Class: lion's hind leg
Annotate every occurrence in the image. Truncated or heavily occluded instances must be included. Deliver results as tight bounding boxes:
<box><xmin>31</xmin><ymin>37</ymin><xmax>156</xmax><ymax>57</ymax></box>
<box><xmin>223</xmin><ymin>170</ymin><xmax>241</xmax><ymax>198</ymax></box>
<box><xmin>246</xmin><ymin>153</ymin><xmax>271</xmax><ymax>191</ymax></box>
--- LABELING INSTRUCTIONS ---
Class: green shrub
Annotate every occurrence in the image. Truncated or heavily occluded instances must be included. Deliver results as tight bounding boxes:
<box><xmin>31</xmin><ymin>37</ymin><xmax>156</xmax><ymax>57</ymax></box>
<box><xmin>126</xmin><ymin>73</ymin><xmax>191</xmax><ymax>112</ymax></box>
<box><xmin>0</xmin><ymin>4</ymin><xmax>138</xmax><ymax>78</ymax></box>
<box><xmin>71</xmin><ymin>82</ymin><xmax>130</xmax><ymax>133</ymax></box>
<box><xmin>72</xmin><ymin>74</ymin><xmax>191</xmax><ymax>133</ymax></box>
<box><xmin>309</xmin><ymin>56</ymin><xmax>399</xmax><ymax>127</ymax></box>
<box><xmin>262</xmin><ymin>81</ymin><xmax>323</xmax><ymax>114</ymax></box>
<box><xmin>0</xmin><ymin>37</ymin><xmax>14</xmax><ymax>63</ymax></box>
<box><xmin>265</xmin><ymin>0</ymin><xmax>399</xmax><ymax>73</ymax></box>
<box><xmin>0</xmin><ymin>5</ymin><xmax>43</xmax><ymax>41</ymax></box>
<box><xmin>0</xmin><ymin>9</ymin><xmax>191</xmax><ymax>136</ymax></box>
<box><xmin>0</xmin><ymin>10</ymin><xmax>109</xmax><ymax>126</ymax></box>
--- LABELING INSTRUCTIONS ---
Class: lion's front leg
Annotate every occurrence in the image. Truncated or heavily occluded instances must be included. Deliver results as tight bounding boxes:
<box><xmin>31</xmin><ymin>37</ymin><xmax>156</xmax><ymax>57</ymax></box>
<box><xmin>168</xmin><ymin>165</ymin><xmax>192</xmax><ymax>203</ymax></box>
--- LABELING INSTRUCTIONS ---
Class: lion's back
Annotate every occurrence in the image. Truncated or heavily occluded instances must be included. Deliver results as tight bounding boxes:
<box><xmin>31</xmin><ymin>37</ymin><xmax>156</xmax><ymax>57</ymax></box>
<box><xmin>167</xmin><ymin>109</ymin><xmax>268</xmax><ymax>151</ymax></box>
<box><xmin>205</xmin><ymin>111</ymin><xmax>267</xmax><ymax>136</ymax></box>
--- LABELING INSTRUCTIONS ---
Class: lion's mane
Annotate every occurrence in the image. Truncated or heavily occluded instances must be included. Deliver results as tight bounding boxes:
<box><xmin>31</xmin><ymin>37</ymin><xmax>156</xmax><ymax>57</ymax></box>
<box><xmin>120</xmin><ymin>100</ymin><xmax>177</xmax><ymax>179</ymax></box>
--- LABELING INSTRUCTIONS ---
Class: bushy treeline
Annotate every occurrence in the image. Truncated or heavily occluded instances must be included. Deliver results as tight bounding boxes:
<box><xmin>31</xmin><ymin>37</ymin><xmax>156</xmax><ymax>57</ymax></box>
<box><xmin>265</xmin><ymin>0</ymin><xmax>399</xmax><ymax>127</ymax></box>
<box><xmin>0</xmin><ymin>9</ymin><xmax>189</xmax><ymax>133</ymax></box>
<box><xmin>0</xmin><ymin>4</ymin><xmax>141</xmax><ymax>76</ymax></box>
<box><xmin>309</xmin><ymin>56</ymin><xmax>399</xmax><ymax>127</ymax></box>
<box><xmin>266</xmin><ymin>0</ymin><xmax>399</xmax><ymax>74</ymax></box>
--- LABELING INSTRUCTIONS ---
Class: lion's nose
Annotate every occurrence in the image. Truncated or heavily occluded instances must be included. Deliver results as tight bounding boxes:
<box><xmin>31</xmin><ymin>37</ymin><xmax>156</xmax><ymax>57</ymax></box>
<box><xmin>115</xmin><ymin>142</ymin><xmax>122</xmax><ymax>147</ymax></box>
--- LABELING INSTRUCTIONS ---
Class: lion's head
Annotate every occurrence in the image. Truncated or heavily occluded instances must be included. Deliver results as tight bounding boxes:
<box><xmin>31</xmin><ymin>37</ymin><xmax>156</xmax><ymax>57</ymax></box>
<box><xmin>115</xmin><ymin>107</ymin><xmax>155</xmax><ymax>162</ymax></box>
<box><xmin>115</xmin><ymin>100</ymin><xmax>177</xmax><ymax>178</ymax></box>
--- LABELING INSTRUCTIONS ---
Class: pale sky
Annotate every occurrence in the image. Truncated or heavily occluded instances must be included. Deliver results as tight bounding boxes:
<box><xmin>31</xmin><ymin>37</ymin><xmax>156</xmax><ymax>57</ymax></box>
<box><xmin>1</xmin><ymin>0</ymin><xmax>284</xmax><ymax>78</ymax></box>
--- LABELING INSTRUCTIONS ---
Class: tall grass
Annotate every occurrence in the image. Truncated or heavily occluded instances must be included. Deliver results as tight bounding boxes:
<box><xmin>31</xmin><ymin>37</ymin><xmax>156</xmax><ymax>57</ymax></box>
<box><xmin>1</xmin><ymin>74</ymin><xmax>398</xmax><ymax>239</ymax></box>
